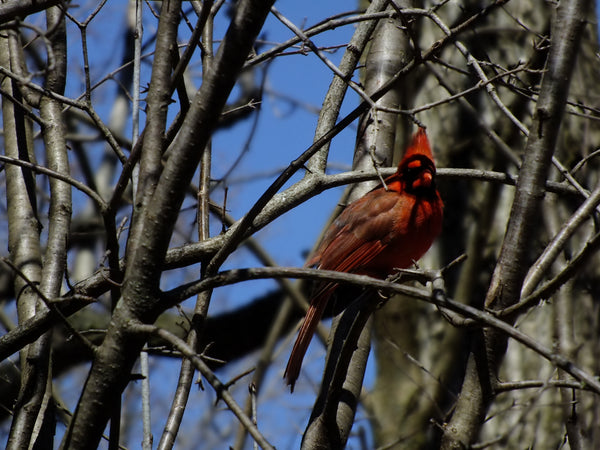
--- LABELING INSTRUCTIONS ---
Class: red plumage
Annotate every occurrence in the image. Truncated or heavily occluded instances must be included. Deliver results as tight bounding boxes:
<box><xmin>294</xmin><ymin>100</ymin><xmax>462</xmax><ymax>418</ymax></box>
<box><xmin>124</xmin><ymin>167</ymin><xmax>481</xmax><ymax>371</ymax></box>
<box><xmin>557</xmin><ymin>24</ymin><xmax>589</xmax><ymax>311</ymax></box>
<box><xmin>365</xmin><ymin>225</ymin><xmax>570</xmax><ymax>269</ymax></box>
<box><xmin>284</xmin><ymin>127</ymin><xmax>443</xmax><ymax>392</ymax></box>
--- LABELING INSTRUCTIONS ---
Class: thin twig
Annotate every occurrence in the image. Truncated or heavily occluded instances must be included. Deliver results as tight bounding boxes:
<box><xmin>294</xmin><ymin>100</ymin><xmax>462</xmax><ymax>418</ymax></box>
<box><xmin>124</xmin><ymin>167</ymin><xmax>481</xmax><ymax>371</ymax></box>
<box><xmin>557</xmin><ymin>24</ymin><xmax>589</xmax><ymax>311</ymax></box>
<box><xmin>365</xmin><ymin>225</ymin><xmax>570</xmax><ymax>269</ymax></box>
<box><xmin>0</xmin><ymin>154</ymin><xmax>106</xmax><ymax>209</ymax></box>
<box><xmin>271</xmin><ymin>6</ymin><xmax>375</xmax><ymax>108</ymax></box>
<box><xmin>132</xmin><ymin>324</ymin><xmax>276</xmax><ymax>450</ymax></box>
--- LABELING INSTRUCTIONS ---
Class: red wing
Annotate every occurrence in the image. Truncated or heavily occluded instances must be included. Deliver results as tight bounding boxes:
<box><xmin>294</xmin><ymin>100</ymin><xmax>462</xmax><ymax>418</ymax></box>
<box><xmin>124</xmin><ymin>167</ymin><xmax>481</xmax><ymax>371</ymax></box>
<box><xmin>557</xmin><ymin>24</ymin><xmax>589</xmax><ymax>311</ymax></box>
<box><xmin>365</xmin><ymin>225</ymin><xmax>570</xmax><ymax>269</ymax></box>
<box><xmin>309</xmin><ymin>189</ymin><xmax>400</xmax><ymax>274</ymax></box>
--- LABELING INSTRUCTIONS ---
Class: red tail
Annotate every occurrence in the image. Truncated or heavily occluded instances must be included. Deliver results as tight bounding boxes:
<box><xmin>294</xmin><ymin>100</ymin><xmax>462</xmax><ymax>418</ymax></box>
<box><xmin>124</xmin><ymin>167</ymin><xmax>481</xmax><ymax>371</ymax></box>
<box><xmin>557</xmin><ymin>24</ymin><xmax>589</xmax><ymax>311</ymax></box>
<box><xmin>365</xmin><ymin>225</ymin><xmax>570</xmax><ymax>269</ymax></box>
<box><xmin>284</xmin><ymin>290</ymin><xmax>330</xmax><ymax>392</ymax></box>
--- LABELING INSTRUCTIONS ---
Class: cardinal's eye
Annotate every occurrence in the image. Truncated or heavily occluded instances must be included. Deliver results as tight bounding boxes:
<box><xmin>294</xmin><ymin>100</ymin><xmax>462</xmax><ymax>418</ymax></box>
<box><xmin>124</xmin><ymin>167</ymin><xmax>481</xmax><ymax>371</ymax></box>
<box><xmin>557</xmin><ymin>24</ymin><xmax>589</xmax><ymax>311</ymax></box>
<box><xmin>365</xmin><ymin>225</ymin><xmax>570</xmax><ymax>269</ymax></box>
<box><xmin>410</xmin><ymin>170</ymin><xmax>434</xmax><ymax>189</ymax></box>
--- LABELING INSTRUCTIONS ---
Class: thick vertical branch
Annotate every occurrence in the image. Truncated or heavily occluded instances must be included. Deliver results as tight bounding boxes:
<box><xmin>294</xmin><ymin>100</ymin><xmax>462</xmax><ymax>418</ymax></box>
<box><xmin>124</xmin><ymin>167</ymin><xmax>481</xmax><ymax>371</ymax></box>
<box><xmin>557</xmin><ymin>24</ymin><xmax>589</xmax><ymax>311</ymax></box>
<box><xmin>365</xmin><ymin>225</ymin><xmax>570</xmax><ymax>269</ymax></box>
<box><xmin>1</xmin><ymin>19</ymin><xmax>45</xmax><ymax>449</ymax></box>
<box><xmin>38</xmin><ymin>4</ymin><xmax>69</xmax><ymax>331</ymax></box>
<box><xmin>441</xmin><ymin>0</ymin><xmax>591</xmax><ymax>447</ymax></box>
<box><xmin>544</xmin><ymin>198</ymin><xmax>586</xmax><ymax>449</ymax></box>
<box><xmin>302</xmin><ymin>292</ymin><xmax>377</xmax><ymax>449</ymax></box>
<box><xmin>158</xmin><ymin>6</ymin><xmax>215</xmax><ymax>447</ymax></box>
<box><xmin>0</xmin><ymin>44</ymin><xmax>40</xmax><ymax>313</ymax></box>
<box><xmin>127</xmin><ymin>1</ymin><xmax>181</xmax><ymax>257</ymax></box>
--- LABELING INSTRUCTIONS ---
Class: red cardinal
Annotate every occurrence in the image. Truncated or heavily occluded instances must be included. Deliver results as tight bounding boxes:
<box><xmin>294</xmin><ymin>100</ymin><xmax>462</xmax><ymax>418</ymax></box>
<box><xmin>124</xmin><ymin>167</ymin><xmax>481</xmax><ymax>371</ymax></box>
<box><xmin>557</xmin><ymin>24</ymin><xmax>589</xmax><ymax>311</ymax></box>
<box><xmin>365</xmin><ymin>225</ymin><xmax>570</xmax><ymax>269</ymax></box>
<box><xmin>284</xmin><ymin>127</ymin><xmax>443</xmax><ymax>391</ymax></box>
